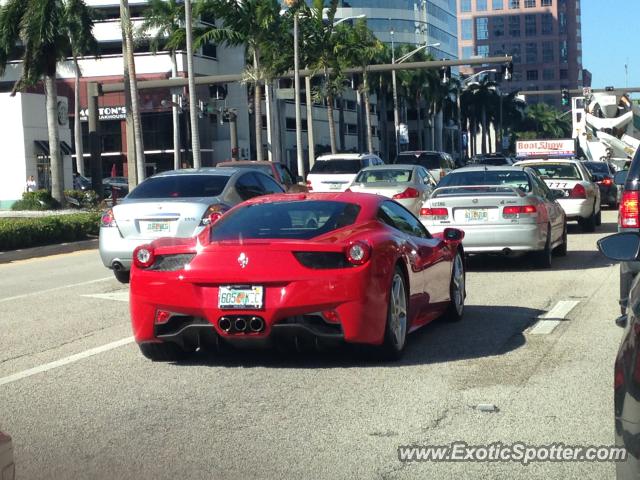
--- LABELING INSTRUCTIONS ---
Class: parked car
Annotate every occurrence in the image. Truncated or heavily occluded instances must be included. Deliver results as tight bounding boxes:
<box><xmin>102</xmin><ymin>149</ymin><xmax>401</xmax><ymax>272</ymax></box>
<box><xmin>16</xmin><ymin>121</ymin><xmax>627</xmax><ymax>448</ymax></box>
<box><xmin>103</xmin><ymin>176</ymin><xmax>129</xmax><ymax>200</ymax></box>
<box><xmin>216</xmin><ymin>160</ymin><xmax>301</xmax><ymax>191</ymax></box>
<box><xmin>419</xmin><ymin>166</ymin><xmax>567</xmax><ymax>267</ymax></box>
<box><xmin>0</xmin><ymin>431</ymin><xmax>14</xmax><ymax>480</ymax></box>
<box><xmin>72</xmin><ymin>173</ymin><xmax>92</xmax><ymax>191</ymax></box>
<box><xmin>597</xmin><ymin>232</ymin><xmax>640</xmax><ymax>478</ymax></box>
<box><xmin>347</xmin><ymin>164</ymin><xmax>437</xmax><ymax>216</ymax></box>
<box><xmin>129</xmin><ymin>192</ymin><xmax>465</xmax><ymax>361</ymax></box>
<box><xmin>470</xmin><ymin>154</ymin><xmax>516</xmax><ymax>166</ymax></box>
<box><xmin>392</xmin><ymin>151</ymin><xmax>455</xmax><ymax>182</ymax></box>
<box><xmin>513</xmin><ymin>158</ymin><xmax>601</xmax><ymax>232</ymax></box>
<box><xmin>99</xmin><ymin>168</ymin><xmax>285</xmax><ymax>283</ymax></box>
<box><xmin>306</xmin><ymin>153</ymin><xmax>384</xmax><ymax>192</ymax></box>
<box><xmin>583</xmin><ymin>161</ymin><xmax>618</xmax><ymax>208</ymax></box>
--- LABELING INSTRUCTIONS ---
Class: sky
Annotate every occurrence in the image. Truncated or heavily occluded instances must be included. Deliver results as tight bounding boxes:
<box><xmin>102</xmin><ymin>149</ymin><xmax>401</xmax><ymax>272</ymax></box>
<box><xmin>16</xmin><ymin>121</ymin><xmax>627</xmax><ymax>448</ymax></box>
<box><xmin>582</xmin><ymin>0</ymin><xmax>640</xmax><ymax>88</ymax></box>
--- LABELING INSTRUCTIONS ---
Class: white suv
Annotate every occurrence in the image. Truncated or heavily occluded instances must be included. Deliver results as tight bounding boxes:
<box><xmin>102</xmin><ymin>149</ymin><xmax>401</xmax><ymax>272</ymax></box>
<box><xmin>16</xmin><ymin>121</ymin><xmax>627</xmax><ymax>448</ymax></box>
<box><xmin>306</xmin><ymin>153</ymin><xmax>384</xmax><ymax>192</ymax></box>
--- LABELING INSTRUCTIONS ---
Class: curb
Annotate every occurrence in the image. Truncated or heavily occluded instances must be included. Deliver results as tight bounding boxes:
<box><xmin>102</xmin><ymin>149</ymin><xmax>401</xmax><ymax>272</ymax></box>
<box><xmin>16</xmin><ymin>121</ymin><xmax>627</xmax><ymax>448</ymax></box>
<box><xmin>0</xmin><ymin>238</ymin><xmax>99</xmax><ymax>264</ymax></box>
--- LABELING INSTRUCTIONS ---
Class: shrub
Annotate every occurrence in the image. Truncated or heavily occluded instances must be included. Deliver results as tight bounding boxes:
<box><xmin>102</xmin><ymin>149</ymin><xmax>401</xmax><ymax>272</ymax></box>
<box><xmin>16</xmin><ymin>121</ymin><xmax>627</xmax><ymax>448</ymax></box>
<box><xmin>11</xmin><ymin>190</ymin><xmax>61</xmax><ymax>211</ymax></box>
<box><xmin>0</xmin><ymin>212</ymin><xmax>101</xmax><ymax>251</ymax></box>
<box><xmin>64</xmin><ymin>189</ymin><xmax>99</xmax><ymax>210</ymax></box>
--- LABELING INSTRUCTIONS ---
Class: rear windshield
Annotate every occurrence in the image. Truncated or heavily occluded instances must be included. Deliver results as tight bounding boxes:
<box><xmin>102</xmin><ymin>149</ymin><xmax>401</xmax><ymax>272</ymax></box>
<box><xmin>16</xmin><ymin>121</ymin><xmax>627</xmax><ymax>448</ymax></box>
<box><xmin>127</xmin><ymin>175</ymin><xmax>229</xmax><ymax>199</ymax></box>
<box><xmin>584</xmin><ymin>162</ymin><xmax>610</xmax><ymax>175</ymax></box>
<box><xmin>438</xmin><ymin>170</ymin><xmax>531</xmax><ymax>192</ymax></box>
<box><xmin>210</xmin><ymin>201</ymin><xmax>361</xmax><ymax>241</ymax></box>
<box><xmin>475</xmin><ymin>157</ymin><xmax>510</xmax><ymax>166</ymax></box>
<box><xmin>525</xmin><ymin>163</ymin><xmax>581</xmax><ymax>181</ymax></box>
<box><xmin>218</xmin><ymin>163</ymin><xmax>274</xmax><ymax>177</ymax></box>
<box><xmin>355</xmin><ymin>169</ymin><xmax>413</xmax><ymax>184</ymax></box>
<box><xmin>310</xmin><ymin>160</ymin><xmax>363</xmax><ymax>174</ymax></box>
<box><xmin>395</xmin><ymin>153</ymin><xmax>441</xmax><ymax>169</ymax></box>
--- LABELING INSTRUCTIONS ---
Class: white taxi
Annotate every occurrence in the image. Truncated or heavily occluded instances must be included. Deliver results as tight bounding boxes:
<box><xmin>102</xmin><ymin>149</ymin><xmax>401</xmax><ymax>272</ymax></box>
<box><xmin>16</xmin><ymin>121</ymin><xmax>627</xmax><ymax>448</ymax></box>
<box><xmin>513</xmin><ymin>158</ymin><xmax>601</xmax><ymax>231</ymax></box>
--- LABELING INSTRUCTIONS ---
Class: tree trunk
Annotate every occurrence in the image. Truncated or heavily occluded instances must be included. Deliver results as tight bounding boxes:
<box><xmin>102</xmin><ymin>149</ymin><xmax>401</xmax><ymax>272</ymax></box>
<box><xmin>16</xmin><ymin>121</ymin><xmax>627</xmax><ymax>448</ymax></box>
<box><xmin>184</xmin><ymin>0</ymin><xmax>201</xmax><ymax>168</ymax></box>
<box><xmin>44</xmin><ymin>75</ymin><xmax>64</xmax><ymax>203</ymax></box>
<box><xmin>338</xmin><ymin>97</ymin><xmax>345</xmax><ymax>151</ymax></box>
<box><xmin>171</xmin><ymin>51</ymin><xmax>181</xmax><ymax>170</ymax></box>
<box><xmin>265</xmin><ymin>81</ymin><xmax>273</xmax><ymax>161</ymax></box>
<box><xmin>481</xmin><ymin>104</ymin><xmax>488</xmax><ymax>154</ymax></box>
<box><xmin>363</xmin><ymin>72</ymin><xmax>373</xmax><ymax>154</ymax></box>
<box><xmin>73</xmin><ymin>57</ymin><xmax>84</xmax><ymax>177</ymax></box>
<box><xmin>305</xmin><ymin>75</ymin><xmax>315</xmax><ymax>167</ymax></box>
<box><xmin>327</xmin><ymin>93</ymin><xmax>337</xmax><ymax>154</ymax></box>
<box><xmin>431</xmin><ymin>101</ymin><xmax>436</xmax><ymax>150</ymax></box>
<box><xmin>253</xmin><ymin>48</ymin><xmax>264</xmax><ymax>162</ymax></box>
<box><xmin>380</xmin><ymin>92</ymin><xmax>388</xmax><ymax>161</ymax></box>
<box><xmin>120</xmin><ymin>8</ymin><xmax>137</xmax><ymax>188</ymax></box>
<box><xmin>121</xmin><ymin>0</ymin><xmax>145</xmax><ymax>181</ymax></box>
<box><xmin>416</xmin><ymin>92</ymin><xmax>423</xmax><ymax>150</ymax></box>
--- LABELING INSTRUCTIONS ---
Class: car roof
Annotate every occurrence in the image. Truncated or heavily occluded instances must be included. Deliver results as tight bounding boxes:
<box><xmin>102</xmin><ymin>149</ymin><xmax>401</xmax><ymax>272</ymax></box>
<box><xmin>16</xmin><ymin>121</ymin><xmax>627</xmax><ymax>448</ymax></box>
<box><xmin>316</xmin><ymin>153</ymin><xmax>379</xmax><ymax>161</ymax></box>
<box><xmin>398</xmin><ymin>150</ymin><xmax>442</xmax><ymax>156</ymax></box>
<box><xmin>515</xmin><ymin>158</ymin><xmax>580</xmax><ymax>165</ymax></box>
<box><xmin>152</xmin><ymin>167</ymin><xmax>239</xmax><ymax>178</ymax></box>
<box><xmin>452</xmin><ymin>165</ymin><xmax>527</xmax><ymax>173</ymax></box>
<box><xmin>216</xmin><ymin>161</ymin><xmax>279</xmax><ymax>166</ymax></box>
<box><xmin>358</xmin><ymin>164</ymin><xmax>420</xmax><ymax>171</ymax></box>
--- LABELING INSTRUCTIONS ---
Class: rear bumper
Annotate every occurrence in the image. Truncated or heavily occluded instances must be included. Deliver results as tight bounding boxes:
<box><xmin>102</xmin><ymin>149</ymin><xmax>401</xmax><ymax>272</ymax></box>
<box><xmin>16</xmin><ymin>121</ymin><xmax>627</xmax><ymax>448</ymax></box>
<box><xmin>425</xmin><ymin>222</ymin><xmax>545</xmax><ymax>253</ymax></box>
<box><xmin>129</xmin><ymin>264</ymin><xmax>389</xmax><ymax>348</ymax></box>
<box><xmin>99</xmin><ymin>227</ymin><xmax>145</xmax><ymax>270</ymax></box>
<box><xmin>557</xmin><ymin>198</ymin><xmax>593</xmax><ymax>220</ymax></box>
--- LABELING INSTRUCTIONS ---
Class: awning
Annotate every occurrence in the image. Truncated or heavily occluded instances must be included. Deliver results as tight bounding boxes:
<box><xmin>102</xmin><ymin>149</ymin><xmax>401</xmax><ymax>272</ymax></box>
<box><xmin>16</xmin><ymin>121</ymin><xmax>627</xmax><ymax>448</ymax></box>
<box><xmin>34</xmin><ymin>140</ymin><xmax>73</xmax><ymax>156</ymax></box>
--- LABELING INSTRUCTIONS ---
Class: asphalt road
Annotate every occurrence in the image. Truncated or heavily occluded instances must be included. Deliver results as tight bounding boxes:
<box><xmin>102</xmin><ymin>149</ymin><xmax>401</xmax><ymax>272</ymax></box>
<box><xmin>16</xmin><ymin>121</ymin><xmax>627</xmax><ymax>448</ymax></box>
<box><xmin>0</xmin><ymin>211</ymin><xmax>623</xmax><ymax>479</ymax></box>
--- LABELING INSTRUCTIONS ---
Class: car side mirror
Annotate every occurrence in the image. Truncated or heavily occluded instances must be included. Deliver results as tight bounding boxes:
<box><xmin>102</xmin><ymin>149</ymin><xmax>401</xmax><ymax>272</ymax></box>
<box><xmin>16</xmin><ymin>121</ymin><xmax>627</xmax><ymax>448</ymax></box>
<box><xmin>614</xmin><ymin>170</ymin><xmax>628</xmax><ymax>186</ymax></box>
<box><xmin>443</xmin><ymin>227</ymin><xmax>464</xmax><ymax>242</ymax></box>
<box><xmin>597</xmin><ymin>233</ymin><xmax>640</xmax><ymax>261</ymax></box>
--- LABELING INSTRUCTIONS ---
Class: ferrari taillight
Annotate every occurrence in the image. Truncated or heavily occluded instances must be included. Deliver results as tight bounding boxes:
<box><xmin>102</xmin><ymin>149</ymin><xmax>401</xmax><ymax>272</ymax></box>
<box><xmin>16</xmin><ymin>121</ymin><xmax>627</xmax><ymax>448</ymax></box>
<box><xmin>345</xmin><ymin>241</ymin><xmax>371</xmax><ymax>266</ymax></box>
<box><xmin>620</xmin><ymin>191</ymin><xmax>640</xmax><ymax>228</ymax></box>
<box><xmin>100</xmin><ymin>209</ymin><xmax>117</xmax><ymax>227</ymax></box>
<box><xmin>293</xmin><ymin>251</ymin><xmax>351</xmax><ymax>269</ymax></box>
<box><xmin>133</xmin><ymin>245</ymin><xmax>156</xmax><ymax>269</ymax></box>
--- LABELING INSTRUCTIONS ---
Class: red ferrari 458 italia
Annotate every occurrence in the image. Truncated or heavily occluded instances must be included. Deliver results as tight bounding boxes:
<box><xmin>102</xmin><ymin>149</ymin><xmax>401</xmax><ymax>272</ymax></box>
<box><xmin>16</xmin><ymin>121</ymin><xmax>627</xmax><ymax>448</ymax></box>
<box><xmin>129</xmin><ymin>192</ymin><xmax>466</xmax><ymax>360</ymax></box>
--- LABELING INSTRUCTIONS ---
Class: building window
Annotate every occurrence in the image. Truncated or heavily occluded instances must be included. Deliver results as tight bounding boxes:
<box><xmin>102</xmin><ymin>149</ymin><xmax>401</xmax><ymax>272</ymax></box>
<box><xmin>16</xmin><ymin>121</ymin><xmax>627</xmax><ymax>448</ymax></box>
<box><xmin>560</xmin><ymin>40</ymin><xmax>568</xmax><ymax>62</ymax></box>
<box><xmin>542</xmin><ymin>0</ymin><xmax>552</xmax><ymax>5</ymax></box>
<box><xmin>509</xmin><ymin>16</ymin><xmax>521</xmax><ymax>36</ymax></box>
<box><xmin>493</xmin><ymin>0</ymin><xmax>504</xmax><ymax>9</ymax></box>
<box><xmin>476</xmin><ymin>17</ymin><xmax>489</xmax><ymax>40</ymax></box>
<box><xmin>560</xmin><ymin>69</ymin><xmax>568</xmax><ymax>80</ymax></box>
<box><xmin>491</xmin><ymin>43</ymin><xmax>506</xmax><ymax>56</ymax></box>
<box><xmin>493</xmin><ymin>17</ymin><xmax>505</xmax><ymax>36</ymax></box>
<box><xmin>543</xmin><ymin>69</ymin><xmax>555</xmax><ymax>80</ymax></box>
<box><xmin>461</xmin><ymin>0</ymin><xmax>472</xmax><ymax>12</ymax></box>
<box><xmin>559</xmin><ymin>12</ymin><xmax>567</xmax><ymax>34</ymax></box>
<box><xmin>542</xmin><ymin>41</ymin><xmax>554</xmax><ymax>62</ymax></box>
<box><xmin>510</xmin><ymin>0</ymin><xmax>520</xmax><ymax>8</ymax></box>
<box><xmin>525</xmin><ymin>14</ymin><xmax>537</xmax><ymax>36</ymax></box>
<box><xmin>508</xmin><ymin>43</ymin><xmax>522</xmax><ymax>63</ymax></box>
<box><xmin>462</xmin><ymin>46</ymin><xmax>474</xmax><ymax>58</ymax></box>
<box><xmin>526</xmin><ymin>70</ymin><xmax>539</xmax><ymax>81</ymax></box>
<box><xmin>477</xmin><ymin>45</ymin><xmax>490</xmax><ymax>57</ymax></box>
<box><xmin>477</xmin><ymin>0</ymin><xmax>488</xmax><ymax>11</ymax></box>
<box><xmin>461</xmin><ymin>19</ymin><xmax>473</xmax><ymax>40</ymax></box>
<box><xmin>541</xmin><ymin>13</ymin><xmax>553</xmax><ymax>34</ymax></box>
<box><xmin>525</xmin><ymin>0</ymin><xmax>536</xmax><ymax>7</ymax></box>
<box><xmin>525</xmin><ymin>42</ymin><xmax>538</xmax><ymax>63</ymax></box>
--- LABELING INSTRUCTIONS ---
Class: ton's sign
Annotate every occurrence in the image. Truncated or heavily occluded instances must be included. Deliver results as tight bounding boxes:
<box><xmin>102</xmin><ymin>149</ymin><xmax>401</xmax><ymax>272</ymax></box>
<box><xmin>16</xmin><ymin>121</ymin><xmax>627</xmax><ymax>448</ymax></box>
<box><xmin>79</xmin><ymin>106</ymin><xmax>127</xmax><ymax>121</ymax></box>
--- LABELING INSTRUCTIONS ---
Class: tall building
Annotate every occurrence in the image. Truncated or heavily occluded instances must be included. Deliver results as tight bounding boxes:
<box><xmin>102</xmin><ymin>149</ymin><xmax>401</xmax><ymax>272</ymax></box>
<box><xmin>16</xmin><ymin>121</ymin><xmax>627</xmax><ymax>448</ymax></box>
<box><xmin>457</xmin><ymin>0</ymin><xmax>584</xmax><ymax>108</ymax></box>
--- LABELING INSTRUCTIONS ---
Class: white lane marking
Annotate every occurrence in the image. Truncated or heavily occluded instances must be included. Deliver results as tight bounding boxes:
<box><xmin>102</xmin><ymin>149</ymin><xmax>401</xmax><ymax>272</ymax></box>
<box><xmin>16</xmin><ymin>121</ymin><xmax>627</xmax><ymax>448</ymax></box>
<box><xmin>0</xmin><ymin>337</ymin><xmax>135</xmax><ymax>387</ymax></box>
<box><xmin>82</xmin><ymin>291</ymin><xmax>129</xmax><ymax>303</ymax></box>
<box><xmin>529</xmin><ymin>300</ymin><xmax>580</xmax><ymax>335</ymax></box>
<box><xmin>0</xmin><ymin>277</ymin><xmax>112</xmax><ymax>304</ymax></box>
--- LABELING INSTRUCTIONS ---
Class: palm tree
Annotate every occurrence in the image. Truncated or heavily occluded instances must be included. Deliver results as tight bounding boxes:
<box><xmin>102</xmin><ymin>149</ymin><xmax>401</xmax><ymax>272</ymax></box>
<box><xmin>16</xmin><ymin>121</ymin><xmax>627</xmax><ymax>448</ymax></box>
<box><xmin>138</xmin><ymin>0</ymin><xmax>185</xmax><ymax>170</ymax></box>
<box><xmin>460</xmin><ymin>78</ymin><xmax>498</xmax><ymax>155</ymax></box>
<box><xmin>519</xmin><ymin>103</ymin><xmax>571</xmax><ymax>139</ymax></box>
<box><xmin>67</xmin><ymin>0</ymin><xmax>98</xmax><ymax>178</ymax></box>
<box><xmin>0</xmin><ymin>0</ymin><xmax>97</xmax><ymax>203</ymax></box>
<box><xmin>336</xmin><ymin>19</ymin><xmax>383</xmax><ymax>153</ymax></box>
<box><xmin>200</xmin><ymin>0</ymin><xmax>282</xmax><ymax>162</ymax></box>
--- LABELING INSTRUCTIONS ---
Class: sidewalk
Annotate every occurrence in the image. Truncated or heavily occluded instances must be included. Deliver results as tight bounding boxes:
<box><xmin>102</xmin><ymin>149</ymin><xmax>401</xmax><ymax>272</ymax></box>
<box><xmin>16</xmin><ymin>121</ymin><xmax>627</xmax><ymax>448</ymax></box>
<box><xmin>0</xmin><ymin>238</ymin><xmax>98</xmax><ymax>264</ymax></box>
<box><xmin>0</xmin><ymin>209</ymin><xmax>81</xmax><ymax>218</ymax></box>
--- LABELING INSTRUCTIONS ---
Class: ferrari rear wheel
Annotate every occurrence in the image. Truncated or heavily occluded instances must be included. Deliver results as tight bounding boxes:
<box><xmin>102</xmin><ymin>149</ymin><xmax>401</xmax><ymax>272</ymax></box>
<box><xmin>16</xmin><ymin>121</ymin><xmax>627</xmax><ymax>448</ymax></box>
<box><xmin>379</xmin><ymin>267</ymin><xmax>408</xmax><ymax>360</ymax></box>
<box><xmin>443</xmin><ymin>252</ymin><xmax>465</xmax><ymax>322</ymax></box>
<box><xmin>139</xmin><ymin>342</ymin><xmax>192</xmax><ymax>362</ymax></box>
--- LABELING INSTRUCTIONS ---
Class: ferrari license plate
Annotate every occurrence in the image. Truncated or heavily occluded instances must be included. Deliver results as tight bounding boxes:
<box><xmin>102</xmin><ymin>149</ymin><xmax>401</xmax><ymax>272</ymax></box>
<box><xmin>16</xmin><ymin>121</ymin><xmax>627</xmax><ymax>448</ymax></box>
<box><xmin>465</xmin><ymin>209</ymin><xmax>488</xmax><ymax>222</ymax></box>
<box><xmin>145</xmin><ymin>221</ymin><xmax>170</xmax><ymax>233</ymax></box>
<box><xmin>218</xmin><ymin>286</ymin><xmax>264</xmax><ymax>309</ymax></box>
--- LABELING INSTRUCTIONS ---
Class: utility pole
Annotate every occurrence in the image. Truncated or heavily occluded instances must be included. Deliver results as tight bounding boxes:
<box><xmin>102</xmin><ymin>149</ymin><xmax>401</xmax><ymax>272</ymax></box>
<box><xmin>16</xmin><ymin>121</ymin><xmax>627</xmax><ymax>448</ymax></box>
<box><xmin>184</xmin><ymin>0</ymin><xmax>201</xmax><ymax>168</ymax></box>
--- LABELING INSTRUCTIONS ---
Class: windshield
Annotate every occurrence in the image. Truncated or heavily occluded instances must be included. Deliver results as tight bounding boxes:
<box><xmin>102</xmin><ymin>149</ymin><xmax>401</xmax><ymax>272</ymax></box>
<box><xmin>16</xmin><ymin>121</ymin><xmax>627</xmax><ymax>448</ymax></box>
<box><xmin>438</xmin><ymin>170</ymin><xmax>532</xmax><ymax>192</ymax></box>
<box><xmin>395</xmin><ymin>153</ymin><xmax>441</xmax><ymax>170</ymax></box>
<box><xmin>219</xmin><ymin>163</ymin><xmax>274</xmax><ymax>177</ymax></box>
<box><xmin>127</xmin><ymin>175</ymin><xmax>230</xmax><ymax>199</ymax></box>
<box><xmin>525</xmin><ymin>163</ymin><xmax>582</xmax><ymax>181</ymax></box>
<box><xmin>354</xmin><ymin>169</ymin><xmax>413</xmax><ymax>184</ymax></box>
<box><xmin>210</xmin><ymin>201</ymin><xmax>361</xmax><ymax>241</ymax></box>
<box><xmin>475</xmin><ymin>157</ymin><xmax>511</xmax><ymax>166</ymax></box>
<box><xmin>310</xmin><ymin>160</ymin><xmax>363</xmax><ymax>174</ymax></box>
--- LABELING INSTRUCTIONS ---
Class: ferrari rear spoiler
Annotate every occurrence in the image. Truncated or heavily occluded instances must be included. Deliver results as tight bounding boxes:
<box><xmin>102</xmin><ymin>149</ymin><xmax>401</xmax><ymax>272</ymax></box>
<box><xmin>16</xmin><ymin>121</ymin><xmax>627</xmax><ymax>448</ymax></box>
<box><xmin>431</xmin><ymin>185</ymin><xmax>526</xmax><ymax>198</ymax></box>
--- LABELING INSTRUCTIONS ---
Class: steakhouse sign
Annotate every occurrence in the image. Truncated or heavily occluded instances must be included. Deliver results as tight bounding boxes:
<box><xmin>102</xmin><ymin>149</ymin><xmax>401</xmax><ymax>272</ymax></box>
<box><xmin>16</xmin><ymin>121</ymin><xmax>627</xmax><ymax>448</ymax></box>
<box><xmin>516</xmin><ymin>139</ymin><xmax>576</xmax><ymax>158</ymax></box>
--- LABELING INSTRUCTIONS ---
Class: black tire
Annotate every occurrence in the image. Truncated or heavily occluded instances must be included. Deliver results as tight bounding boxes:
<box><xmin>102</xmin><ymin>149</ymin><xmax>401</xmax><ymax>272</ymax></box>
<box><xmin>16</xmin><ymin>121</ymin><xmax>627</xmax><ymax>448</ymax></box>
<box><xmin>442</xmin><ymin>252</ymin><xmax>465</xmax><ymax>322</ymax></box>
<box><xmin>554</xmin><ymin>222</ymin><xmax>568</xmax><ymax>257</ymax></box>
<box><xmin>378</xmin><ymin>266</ymin><xmax>409</xmax><ymax>360</ymax></box>
<box><xmin>579</xmin><ymin>208</ymin><xmax>597</xmax><ymax>232</ymax></box>
<box><xmin>113</xmin><ymin>269</ymin><xmax>130</xmax><ymax>284</ymax></box>
<box><xmin>533</xmin><ymin>227</ymin><xmax>552</xmax><ymax>268</ymax></box>
<box><xmin>595</xmin><ymin>207</ymin><xmax>602</xmax><ymax>226</ymax></box>
<box><xmin>139</xmin><ymin>342</ymin><xmax>192</xmax><ymax>362</ymax></box>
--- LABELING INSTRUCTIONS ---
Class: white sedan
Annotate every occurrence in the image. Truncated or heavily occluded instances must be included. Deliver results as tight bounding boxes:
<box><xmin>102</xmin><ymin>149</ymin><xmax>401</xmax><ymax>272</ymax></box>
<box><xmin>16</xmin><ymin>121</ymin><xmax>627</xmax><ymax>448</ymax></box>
<box><xmin>513</xmin><ymin>159</ymin><xmax>601</xmax><ymax>232</ymax></box>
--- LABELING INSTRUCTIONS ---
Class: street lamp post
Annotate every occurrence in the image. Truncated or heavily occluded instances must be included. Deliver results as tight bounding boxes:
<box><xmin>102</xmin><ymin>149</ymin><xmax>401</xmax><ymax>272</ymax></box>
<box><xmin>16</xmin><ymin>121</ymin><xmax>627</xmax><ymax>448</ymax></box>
<box><xmin>284</xmin><ymin>0</ymin><xmax>305</xmax><ymax>179</ymax></box>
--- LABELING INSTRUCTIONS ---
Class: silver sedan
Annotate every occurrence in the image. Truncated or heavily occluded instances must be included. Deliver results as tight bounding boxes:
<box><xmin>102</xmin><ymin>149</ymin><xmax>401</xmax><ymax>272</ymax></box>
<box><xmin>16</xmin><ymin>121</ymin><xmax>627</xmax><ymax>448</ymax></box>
<box><xmin>347</xmin><ymin>164</ymin><xmax>437</xmax><ymax>216</ymax></box>
<box><xmin>99</xmin><ymin>168</ymin><xmax>285</xmax><ymax>283</ymax></box>
<box><xmin>420</xmin><ymin>166</ymin><xmax>567</xmax><ymax>267</ymax></box>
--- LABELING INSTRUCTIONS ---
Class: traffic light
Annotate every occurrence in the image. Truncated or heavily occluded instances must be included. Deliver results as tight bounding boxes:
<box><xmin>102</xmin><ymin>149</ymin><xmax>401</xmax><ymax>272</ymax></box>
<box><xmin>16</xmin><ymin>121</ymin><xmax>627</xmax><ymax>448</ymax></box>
<box><xmin>561</xmin><ymin>89</ymin><xmax>570</xmax><ymax>107</ymax></box>
<box><xmin>439</xmin><ymin>65</ymin><xmax>451</xmax><ymax>85</ymax></box>
<box><xmin>502</xmin><ymin>62</ymin><xmax>513</xmax><ymax>81</ymax></box>
<box><xmin>209</xmin><ymin>84</ymin><xmax>228</xmax><ymax>100</ymax></box>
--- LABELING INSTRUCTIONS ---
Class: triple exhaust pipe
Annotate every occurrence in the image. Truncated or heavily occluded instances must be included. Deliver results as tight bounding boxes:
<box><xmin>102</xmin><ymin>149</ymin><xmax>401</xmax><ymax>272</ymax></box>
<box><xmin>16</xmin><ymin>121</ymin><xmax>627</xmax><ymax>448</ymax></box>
<box><xmin>219</xmin><ymin>316</ymin><xmax>265</xmax><ymax>334</ymax></box>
